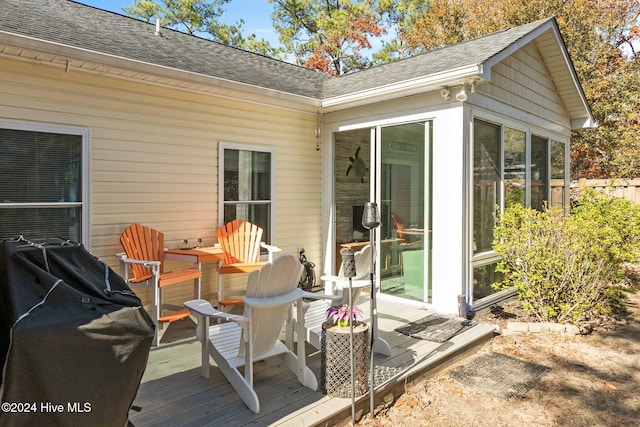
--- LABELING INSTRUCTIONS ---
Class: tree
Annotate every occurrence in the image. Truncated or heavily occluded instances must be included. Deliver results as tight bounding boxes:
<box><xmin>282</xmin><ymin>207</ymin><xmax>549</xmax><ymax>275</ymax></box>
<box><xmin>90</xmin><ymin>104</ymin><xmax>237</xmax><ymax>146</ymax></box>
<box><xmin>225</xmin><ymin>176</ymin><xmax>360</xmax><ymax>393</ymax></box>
<box><xmin>124</xmin><ymin>0</ymin><xmax>283</xmax><ymax>58</ymax></box>
<box><xmin>399</xmin><ymin>0</ymin><xmax>640</xmax><ymax>179</ymax></box>
<box><xmin>372</xmin><ymin>0</ymin><xmax>430</xmax><ymax>64</ymax></box>
<box><xmin>269</xmin><ymin>0</ymin><xmax>386</xmax><ymax>75</ymax></box>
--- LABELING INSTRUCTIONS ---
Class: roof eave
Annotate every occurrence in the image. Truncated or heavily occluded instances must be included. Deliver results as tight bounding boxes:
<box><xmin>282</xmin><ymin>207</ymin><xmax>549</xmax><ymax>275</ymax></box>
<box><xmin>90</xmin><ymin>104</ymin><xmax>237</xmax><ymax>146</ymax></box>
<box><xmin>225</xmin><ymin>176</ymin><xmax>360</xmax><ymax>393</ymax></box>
<box><xmin>321</xmin><ymin>64</ymin><xmax>483</xmax><ymax>112</ymax></box>
<box><xmin>0</xmin><ymin>30</ymin><xmax>321</xmax><ymax>113</ymax></box>
<box><xmin>571</xmin><ymin>117</ymin><xmax>597</xmax><ymax>129</ymax></box>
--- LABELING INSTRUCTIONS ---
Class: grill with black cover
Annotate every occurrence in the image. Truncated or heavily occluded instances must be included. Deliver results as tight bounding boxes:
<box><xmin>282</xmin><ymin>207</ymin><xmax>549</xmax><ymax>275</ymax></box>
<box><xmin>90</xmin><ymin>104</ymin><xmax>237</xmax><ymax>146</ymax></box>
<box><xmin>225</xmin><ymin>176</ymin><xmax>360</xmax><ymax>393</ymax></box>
<box><xmin>0</xmin><ymin>237</ymin><xmax>154</xmax><ymax>426</ymax></box>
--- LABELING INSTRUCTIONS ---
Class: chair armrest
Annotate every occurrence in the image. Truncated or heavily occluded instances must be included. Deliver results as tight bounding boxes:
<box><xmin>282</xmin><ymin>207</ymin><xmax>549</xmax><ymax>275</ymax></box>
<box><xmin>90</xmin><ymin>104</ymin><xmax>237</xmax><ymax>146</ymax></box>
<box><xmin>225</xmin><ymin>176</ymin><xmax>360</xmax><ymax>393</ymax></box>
<box><xmin>321</xmin><ymin>274</ymin><xmax>371</xmax><ymax>290</ymax></box>
<box><xmin>117</xmin><ymin>254</ymin><xmax>160</xmax><ymax>269</ymax></box>
<box><xmin>184</xmin><ymin>299</ymin><xmax>247</xmax><ymax>324</ymax></box>
<box><xmin>244</xmin><ymin>288</ymin><xmax>302</xmax><ymax>308</ymax></box>
<box><xmin>260</xmin><ymin>243</ymin><xmax>282</xmax><ymax>263</ymax></box>
<box><xmin>341</xmin><ymin>278</ymin><xmax>371</xmax><ymax>289</ymax></box>
<box><xmin>260</xmin><ymin>242</ymin><xmax>281</xmax><ymax>253</ymax></box>
<box><xmin>302</xmin><ymin>290</ymin><xmax>343</xmax><ymax>302</ymax></box>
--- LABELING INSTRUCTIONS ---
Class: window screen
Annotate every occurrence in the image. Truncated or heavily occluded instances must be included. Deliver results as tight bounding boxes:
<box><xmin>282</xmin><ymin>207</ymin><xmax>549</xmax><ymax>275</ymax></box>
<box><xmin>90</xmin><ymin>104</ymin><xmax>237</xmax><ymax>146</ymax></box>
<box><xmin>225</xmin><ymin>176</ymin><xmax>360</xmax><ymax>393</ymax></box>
<box><xmin>1</xmin><ymin>128</ymin><xmax>83</xmax><ymax>241</ymax></box>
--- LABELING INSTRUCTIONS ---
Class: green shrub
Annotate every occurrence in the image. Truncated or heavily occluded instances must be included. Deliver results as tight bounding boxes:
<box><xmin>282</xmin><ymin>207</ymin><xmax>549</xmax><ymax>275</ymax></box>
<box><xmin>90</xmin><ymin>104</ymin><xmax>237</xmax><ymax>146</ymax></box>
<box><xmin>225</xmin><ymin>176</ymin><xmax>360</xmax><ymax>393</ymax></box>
<box><xmin>571</xmin><ymin>189</ymin><xmax>640</xmax><ymax>276</ymax></box>
<box><xmin>492</xmin><ymin>191</ymin><xmax>640</xmax><ymax>325</ymax></box>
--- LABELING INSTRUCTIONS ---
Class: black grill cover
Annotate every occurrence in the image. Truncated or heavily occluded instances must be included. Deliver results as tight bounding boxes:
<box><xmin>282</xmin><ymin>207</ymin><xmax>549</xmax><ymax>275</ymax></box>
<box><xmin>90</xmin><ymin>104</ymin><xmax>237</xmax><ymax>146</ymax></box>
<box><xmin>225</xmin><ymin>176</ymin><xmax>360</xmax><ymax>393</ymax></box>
<box><xmin>0</xmin><ymin>238</ymin><xmax>154</xmax><ymax>426</ymax></box>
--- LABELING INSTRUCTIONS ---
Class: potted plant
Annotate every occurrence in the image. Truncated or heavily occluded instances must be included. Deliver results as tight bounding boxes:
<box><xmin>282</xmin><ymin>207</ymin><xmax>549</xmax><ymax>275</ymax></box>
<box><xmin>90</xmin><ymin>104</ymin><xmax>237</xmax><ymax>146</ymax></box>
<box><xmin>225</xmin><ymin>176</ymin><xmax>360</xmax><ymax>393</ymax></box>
<box><xmin>325</xmin><ymin>304</ymin><xmax>364</xmax><ymax>327</ymax></box>
<box><xmin>320</xmin><ymin>304</ymin><xmax>370</xmax><ymax>397</ymax></box>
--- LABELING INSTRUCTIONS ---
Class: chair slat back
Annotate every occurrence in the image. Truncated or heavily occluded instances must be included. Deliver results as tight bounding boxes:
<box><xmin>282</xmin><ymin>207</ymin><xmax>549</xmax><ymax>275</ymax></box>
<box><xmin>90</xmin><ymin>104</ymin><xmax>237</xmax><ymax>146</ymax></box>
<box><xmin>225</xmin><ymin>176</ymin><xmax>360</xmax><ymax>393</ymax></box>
<box><xmin>391</xmin><ymin>212</ymin><xmax>405</xmax><ymax>238</ymax></box>
<box><xmin>216</xmin><ymin>219</ymin><xmax>263</xmax><ymax>265</ymax></box>
<box><xmin>120</xmin><ymin>223</ymin><xmax>166</xmax><ymax>281</ymax></box>
<box><xmin>244</xmin><ymin>255</ymin><xmax>303</xmax><ymax>355</ymax></box>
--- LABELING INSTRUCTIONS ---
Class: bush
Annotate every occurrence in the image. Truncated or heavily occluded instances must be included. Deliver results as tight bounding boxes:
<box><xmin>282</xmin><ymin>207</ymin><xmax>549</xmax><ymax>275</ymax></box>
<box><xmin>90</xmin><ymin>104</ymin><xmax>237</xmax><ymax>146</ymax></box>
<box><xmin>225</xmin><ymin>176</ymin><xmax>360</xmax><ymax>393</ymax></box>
<box><xmin>492</xmin><ymin>190</ymin><xmax>640</xmax><ymax>325</ymax></box>
<box><xmin>571</xmin><ymin>189</ymin><xmax>640</xmax><ymax>275</ymax></box>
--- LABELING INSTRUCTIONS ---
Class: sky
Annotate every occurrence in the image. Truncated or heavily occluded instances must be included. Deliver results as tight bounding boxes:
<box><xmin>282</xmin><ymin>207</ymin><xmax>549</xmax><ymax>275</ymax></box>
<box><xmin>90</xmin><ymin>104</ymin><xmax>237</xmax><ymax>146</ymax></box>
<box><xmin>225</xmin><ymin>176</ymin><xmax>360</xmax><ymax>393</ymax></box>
<box><xmin>76</xmin><ymin>0</ymin><xmax>281</xmax><ymax>46</ymax></box>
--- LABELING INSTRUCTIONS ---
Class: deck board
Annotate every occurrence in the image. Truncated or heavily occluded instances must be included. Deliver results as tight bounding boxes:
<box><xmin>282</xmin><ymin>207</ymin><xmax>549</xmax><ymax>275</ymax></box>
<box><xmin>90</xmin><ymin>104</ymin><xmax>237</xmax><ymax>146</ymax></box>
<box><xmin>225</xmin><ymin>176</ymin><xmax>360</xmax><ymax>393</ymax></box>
<box><xmin>129</xmin><ymin>298</ymin><xmax>494</xmax><ymax>426</ymax></box>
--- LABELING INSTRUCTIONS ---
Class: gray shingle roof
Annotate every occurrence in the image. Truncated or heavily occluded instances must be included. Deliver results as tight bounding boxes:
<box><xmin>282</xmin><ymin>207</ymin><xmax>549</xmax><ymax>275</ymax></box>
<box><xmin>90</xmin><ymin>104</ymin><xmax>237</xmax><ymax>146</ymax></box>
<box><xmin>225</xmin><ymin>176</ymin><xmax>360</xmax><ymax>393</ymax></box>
<box><xmin>322</xmin><ymin>18</ymin><xmax>554</xmax><ymax>98</ymax></box>
<box><xmin>0</xmin><ymin>0</ymin><xmax>555</xmax><ymax>102</ymax></box>
<box><xmin>0</xmin><ymin>0</ymin><xmax>327</xmax><ymax>98</ymax></box>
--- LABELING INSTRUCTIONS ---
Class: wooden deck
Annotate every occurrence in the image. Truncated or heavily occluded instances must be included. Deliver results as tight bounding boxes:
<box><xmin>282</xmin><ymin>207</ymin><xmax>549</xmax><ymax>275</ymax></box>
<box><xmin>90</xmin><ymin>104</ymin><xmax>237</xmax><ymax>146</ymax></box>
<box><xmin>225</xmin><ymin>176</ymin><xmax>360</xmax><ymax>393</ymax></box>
<box><xmin>128</xmin><ymin>298</ymin><xmax>495</xmax><ymax>426</ymax></box>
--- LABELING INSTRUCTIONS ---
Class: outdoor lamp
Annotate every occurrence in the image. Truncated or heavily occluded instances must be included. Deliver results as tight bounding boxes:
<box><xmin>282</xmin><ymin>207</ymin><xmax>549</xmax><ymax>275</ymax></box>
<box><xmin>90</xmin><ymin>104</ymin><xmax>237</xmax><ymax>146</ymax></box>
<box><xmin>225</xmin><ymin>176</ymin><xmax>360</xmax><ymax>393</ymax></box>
<box><xmin>361</xmin><ymin>202</ymin><xmax>380</xmax><ymax>230</ymax></box>
<box><xmin>456</xmin><ymin>84</ymin><xmax>468</xmax><ymax>102</ymax></box>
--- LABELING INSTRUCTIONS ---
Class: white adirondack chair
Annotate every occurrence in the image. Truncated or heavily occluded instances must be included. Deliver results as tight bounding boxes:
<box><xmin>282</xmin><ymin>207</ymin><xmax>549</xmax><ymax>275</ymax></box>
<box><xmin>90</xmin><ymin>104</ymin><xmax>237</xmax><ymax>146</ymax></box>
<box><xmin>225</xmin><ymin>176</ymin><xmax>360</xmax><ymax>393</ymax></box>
<box><xmin>291</xmin><ymin>245</ymin><xmax>391</xmax><ymax>356</ymax></box>
<box><xmin>184</xmin><ymin>254</ymin><xmax>317</xmax><ymax>414</ymax></box>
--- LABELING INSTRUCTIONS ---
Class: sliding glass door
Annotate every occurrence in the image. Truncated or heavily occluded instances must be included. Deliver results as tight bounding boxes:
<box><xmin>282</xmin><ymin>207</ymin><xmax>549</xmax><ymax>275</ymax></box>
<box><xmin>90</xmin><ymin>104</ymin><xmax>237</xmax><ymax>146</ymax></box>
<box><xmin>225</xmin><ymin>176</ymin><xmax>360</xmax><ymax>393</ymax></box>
<box><xmin>333</xmin><ymin>121</ymin><xmax>432</xmax><ymax>303</ymax></box>
<box><xmin>379</xmin><ymin>122</ymin><xmax>431</xmax><ymax>302</ymax></box>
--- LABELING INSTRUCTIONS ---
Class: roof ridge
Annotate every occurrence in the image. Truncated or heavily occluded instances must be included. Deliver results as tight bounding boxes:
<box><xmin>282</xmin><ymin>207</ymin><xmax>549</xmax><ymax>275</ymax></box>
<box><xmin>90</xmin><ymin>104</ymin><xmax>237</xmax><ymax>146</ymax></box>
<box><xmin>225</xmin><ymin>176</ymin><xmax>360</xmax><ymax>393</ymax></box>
<box><xmin>335</xmin><ymin>16</ymin><xmax>556</xmax><ymax>80</ymax></box>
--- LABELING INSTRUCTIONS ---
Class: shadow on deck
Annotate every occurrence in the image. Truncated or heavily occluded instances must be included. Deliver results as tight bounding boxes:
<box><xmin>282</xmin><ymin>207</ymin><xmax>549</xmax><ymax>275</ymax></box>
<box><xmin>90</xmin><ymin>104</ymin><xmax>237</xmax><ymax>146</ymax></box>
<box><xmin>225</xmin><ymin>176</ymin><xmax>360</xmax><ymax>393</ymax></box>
<box><xmin>129</xmin><ymin>298</ymin><xmax>495</xmax><ymax>426</ymax></box>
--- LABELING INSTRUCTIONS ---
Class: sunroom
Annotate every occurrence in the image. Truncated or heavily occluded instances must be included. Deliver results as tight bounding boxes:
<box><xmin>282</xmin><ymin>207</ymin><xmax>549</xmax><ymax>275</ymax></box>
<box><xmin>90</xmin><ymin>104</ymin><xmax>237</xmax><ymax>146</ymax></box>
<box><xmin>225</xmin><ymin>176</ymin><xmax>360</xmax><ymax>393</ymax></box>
<box><xmin>317</xmin><ymin>17</ymin><xmax>594</xmax><ymax>314</ymax></box>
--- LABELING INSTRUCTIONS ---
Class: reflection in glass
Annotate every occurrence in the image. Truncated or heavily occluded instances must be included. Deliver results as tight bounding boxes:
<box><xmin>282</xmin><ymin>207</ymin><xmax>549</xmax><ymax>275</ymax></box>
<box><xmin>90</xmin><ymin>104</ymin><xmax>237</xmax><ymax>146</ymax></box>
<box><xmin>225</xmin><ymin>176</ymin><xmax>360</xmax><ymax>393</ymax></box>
<box><xmin>473</xmin><ymin>120</ymin><xmax>500</xmax><ymax>254</ymax></box>
<box><xmin>334</xmin><ymin>129</ymin><xmax>371</xmax><ymax>244</ymax></box>
<box><xmin>531</xmin><ymin>135</ymin><xmax>549</xmax><ymax>211</ymax></box>
<box><xmin>0</xmin><ymin>207</ymin><xmax>81</xmax><ymax>241</ymax></box>
<box><xmin>504</xmin><ymin>127</ymin><xmax>526</xmax><ymax>208</ymax></box>
<box><xmin>550</xmin><ymin>141</ymin><xmax>565</xmax><ymax>209</ymax></box>
<box><xmin>380</xmin><ymin>122</ymin><xmax>431</xmax><ymax>303</ymax></box>
<box><xmin>473</xmin><ymin>262</ymin><xmax>504</xmax><ymax>300</ymax></box>
<box><xmin>223</xmin><ymin>149</ymin><xmax>272</xmax><ymax>243</ymax></box>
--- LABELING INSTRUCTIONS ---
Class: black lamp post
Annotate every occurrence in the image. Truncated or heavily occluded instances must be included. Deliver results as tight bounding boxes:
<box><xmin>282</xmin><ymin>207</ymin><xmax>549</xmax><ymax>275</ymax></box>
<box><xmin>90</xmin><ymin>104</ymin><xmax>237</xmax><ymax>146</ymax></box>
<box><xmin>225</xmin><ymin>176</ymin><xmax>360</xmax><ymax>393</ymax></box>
<box><xmin>339</xmin><ymin>248</ymin><xmax>357</xmax><ymax>423</ymax></box>
<box><xmin>361</xmin><ymin>202</ymin><xmax>380</xmax><ymax>418</ymax></box>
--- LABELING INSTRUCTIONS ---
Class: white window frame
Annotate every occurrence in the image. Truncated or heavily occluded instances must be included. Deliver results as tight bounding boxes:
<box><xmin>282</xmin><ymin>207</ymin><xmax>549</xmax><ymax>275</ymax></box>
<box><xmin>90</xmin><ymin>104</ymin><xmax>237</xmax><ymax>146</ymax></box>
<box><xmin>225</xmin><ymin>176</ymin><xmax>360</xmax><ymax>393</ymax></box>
<box><xmin>218</xmin><ymin>141</ymin><xmax>276</xmax><ymax>244</ymax></box>
<box><xmin>469</xmin><ymin>114</ymin><xmax>570</xmax><ymax>306</ymax></box>
<box><xmin>0</xmin><ymin>119</ymin><xmax>91</xmax><ymax>248</ymax></box>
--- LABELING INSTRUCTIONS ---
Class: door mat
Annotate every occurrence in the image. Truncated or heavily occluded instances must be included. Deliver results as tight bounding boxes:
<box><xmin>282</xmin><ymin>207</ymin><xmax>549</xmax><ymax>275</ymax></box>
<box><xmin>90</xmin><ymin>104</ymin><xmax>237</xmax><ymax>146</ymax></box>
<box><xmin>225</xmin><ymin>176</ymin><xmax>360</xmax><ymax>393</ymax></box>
<box><xmin>395</xmin><ymin>315</ymin><xmax>476</xmax><ymax>342</ymax></box>
<box><xmin>449</xmin><ymin>352</ymin><xmax>550</xmax><ymax>399</ymax></box>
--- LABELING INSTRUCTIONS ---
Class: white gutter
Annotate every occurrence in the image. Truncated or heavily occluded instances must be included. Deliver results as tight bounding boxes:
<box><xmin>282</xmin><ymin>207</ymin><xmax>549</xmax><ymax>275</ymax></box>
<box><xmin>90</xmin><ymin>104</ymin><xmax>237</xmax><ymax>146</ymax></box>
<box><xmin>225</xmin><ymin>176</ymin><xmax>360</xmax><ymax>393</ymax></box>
<box><xmin>0</xmin><ymin>31</ymin><xmax>321</xmax><ymax>113</ymax></box>
<box><xmin>321</xmin><ymin>64</ymin><xmax>483</xmax><ymax>112</ymax></box>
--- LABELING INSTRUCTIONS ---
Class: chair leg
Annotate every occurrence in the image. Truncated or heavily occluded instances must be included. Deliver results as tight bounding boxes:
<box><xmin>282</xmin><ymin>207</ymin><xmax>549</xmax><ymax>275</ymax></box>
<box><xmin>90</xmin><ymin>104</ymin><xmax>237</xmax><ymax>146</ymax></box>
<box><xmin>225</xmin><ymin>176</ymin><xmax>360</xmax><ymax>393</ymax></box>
<box><xmin>283</xmin><ymin>301</ymin><xmax>318</xmax><ymax>391</ymax></box>
<box><xmin>194</xmin><ymin>313</ymin><xmax>210</xmax><ymax>379</ymax></box>
<box><xmin>285</xmin><ymin>304</ymin><xmax>294</xmax><ymax>351</ymax></box>
<box><xmin>216</xmin><ymin>261</ymin><xmax>223</xmax><ymax>309</ymax></box>
<box><xmin>152</xmin><ymin>282</ymin><xmax>161</xmax><ymax>346</ymax></box>
<box><xmin>206</xmin><ymin>326</ymin><xmax>261</xmax><ymax>413</ymax></box>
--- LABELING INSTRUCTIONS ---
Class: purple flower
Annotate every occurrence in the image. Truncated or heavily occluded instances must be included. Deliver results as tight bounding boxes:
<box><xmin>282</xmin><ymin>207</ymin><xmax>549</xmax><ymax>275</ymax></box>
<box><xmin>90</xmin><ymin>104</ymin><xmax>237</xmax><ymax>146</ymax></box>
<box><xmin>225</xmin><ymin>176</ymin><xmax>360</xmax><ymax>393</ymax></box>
<box><xmin>326</xmin><ymin>304</ymin><xmax>364</xmax><ymax>327</ymax></box>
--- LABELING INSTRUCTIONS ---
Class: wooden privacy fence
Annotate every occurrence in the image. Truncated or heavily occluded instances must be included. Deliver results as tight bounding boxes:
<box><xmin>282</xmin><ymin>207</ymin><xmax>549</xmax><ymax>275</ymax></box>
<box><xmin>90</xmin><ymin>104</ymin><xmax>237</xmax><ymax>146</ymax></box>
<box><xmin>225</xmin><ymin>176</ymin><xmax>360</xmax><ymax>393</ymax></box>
<box><xmin>476</xmin><ymin>178</ymin><xmax>640</xmax><ymax>209</ymax></box>
<box><xmin>570</xmin><ymin>178</ymin><xmax>640</xmax><ymax>204</ymax></box>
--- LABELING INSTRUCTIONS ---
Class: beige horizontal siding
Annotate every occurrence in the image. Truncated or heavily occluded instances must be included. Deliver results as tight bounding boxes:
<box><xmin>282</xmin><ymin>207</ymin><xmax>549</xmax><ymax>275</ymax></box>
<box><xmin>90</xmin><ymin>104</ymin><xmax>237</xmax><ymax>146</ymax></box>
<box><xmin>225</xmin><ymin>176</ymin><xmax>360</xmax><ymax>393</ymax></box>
<box><xmin>1</xmin><ymin>56</ymin><xmax>322</xmax><ymax>306</ymax></box>
<box><xmin>488</xmin><ymin>43</ymin><xmax>568</xmax><ymax>126</ymax></box>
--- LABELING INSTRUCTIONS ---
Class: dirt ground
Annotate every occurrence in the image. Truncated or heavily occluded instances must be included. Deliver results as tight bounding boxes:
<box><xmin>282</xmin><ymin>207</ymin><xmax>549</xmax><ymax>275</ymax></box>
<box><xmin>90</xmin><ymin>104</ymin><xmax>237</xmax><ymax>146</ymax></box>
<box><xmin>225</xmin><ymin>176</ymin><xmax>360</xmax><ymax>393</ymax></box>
<box><xmin>358</xmin><ymin>277</ymin><xmax>640</xmax><ymax>427</ymax></box>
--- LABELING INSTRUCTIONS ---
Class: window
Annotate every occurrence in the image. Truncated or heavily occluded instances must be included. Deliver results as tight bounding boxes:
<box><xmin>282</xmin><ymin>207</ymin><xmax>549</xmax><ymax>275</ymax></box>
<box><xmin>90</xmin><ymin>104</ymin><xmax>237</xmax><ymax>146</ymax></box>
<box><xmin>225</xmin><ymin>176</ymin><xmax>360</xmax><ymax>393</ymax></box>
<box><xmin>473</xmin><ymin>120</ymin><xmax>568</xmax><ymax>256</ymax></box>
<box><xmin>219</xmin><ymin>143</ymin><xmax>274</xmax><ymax>244</ymax></box>
<box><xmin>471</xmin><ymin>117</ymin><xmax>569</xmax><ymax>303</ymax></box>
<box><xmin>0</xmin><ymin>120</ymin><xmax>89</xmax><ymax>244</ymax></box>
<box><xmin>503</xmin><ymin>127</ymin><xmax>526</xmax><ymax>208</ymax></box>
<box><xmin>531</xmin><ymin>135</ymin><xmax>549</xmax><ymax>211</ymax></box>
<box><xmin>473</xmin><ymin>261</ymin><xmax>504</xmax><ymax>300</ymax></box>
<box><xmin>473</xmin><ymin>120</ymin><xmax>501</xmax><ymax>254</ymax></box>
<box><xmin>550</xmin><ymin>140</ymin><xmax>565</xmax><ymax>208</ymax></box>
